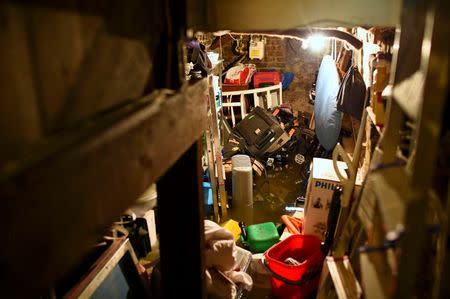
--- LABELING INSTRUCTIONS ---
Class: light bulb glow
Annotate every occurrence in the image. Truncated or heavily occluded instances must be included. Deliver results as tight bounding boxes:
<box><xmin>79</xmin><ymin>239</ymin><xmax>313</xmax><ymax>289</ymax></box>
<box><xmin>302</xmin><ymin>34</ymin><xmax>327</xmax><ymax>52</ymax></box>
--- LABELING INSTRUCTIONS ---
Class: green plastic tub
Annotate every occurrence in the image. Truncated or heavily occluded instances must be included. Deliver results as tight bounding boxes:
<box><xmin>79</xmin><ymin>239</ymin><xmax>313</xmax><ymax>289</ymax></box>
<box><xmin>241</xmin><ymin>222</ymin><xmax>279</xmax><ymax>253</ymax></box>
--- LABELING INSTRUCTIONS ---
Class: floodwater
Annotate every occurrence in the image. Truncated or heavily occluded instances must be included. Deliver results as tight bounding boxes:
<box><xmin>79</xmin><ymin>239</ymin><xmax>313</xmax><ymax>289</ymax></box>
<box><xmin>225</xmin><ymin>136</ymin><xmax>351</xmax><ymax>299</ymax></box>
<box><xmin>227</xmin><ymin>154</ymin><xmax>311</xmax><ymax>299</ymax></box>
<box><xmin>246</xmin><ymin>156</ymin><xmax>307</xmax><ymax>225</ymax></box>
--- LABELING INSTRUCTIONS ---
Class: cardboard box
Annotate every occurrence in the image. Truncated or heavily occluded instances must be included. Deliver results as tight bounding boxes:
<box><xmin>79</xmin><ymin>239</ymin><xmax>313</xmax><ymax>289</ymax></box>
<box><xmin>303</xmin><ymin>158</ymin><xmax>362</xmax><ymax>240</ymax></box>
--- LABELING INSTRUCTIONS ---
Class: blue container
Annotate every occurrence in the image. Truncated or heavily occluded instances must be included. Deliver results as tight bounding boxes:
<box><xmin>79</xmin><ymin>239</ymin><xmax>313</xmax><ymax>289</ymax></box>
<box><xmin>203</xmin><ymin>182</ymin><xmax>213</xmax><ymax>206</ymax></box>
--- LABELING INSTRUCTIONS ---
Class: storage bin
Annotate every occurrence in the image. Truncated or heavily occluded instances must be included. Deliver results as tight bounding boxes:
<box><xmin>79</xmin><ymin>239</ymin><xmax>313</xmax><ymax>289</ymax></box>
<box><xmin>242</xmin><ymin>222</ymin><xmax>279</xmax><ymax>253</ymax></box>
<box><xmin>265</xmin><ymin>234</ymin><xmax>324</xmax><ymax>299</ymax></box>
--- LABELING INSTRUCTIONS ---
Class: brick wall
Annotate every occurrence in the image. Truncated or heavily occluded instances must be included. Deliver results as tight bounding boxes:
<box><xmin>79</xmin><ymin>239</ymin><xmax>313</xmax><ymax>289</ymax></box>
<box><xmin>215</xmin><ymin>34</ymin><xmax>329</xmax><ymax>115</ymax></box>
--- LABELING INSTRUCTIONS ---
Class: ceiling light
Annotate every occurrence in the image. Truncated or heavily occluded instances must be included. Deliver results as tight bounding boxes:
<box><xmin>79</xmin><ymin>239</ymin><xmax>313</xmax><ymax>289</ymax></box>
<box><xmin>302</xmin><ymin>34</ymin><xmax>327</xmax><ymax>52</ymax></box>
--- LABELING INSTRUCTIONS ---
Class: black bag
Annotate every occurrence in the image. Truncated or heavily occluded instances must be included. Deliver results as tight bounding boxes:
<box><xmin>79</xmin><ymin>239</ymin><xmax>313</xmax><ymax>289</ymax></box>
<box><xmin>336</xmin><ymin>66</ymin><xmax>367</xmax><ymax>120</ymax></box>
<box><xmin>186</xmin><ymin>40</ymin><xmax>212</xmax><ymax>77</ymax></box>
<box><xmin>222</xmin><ymin>131</ymin><xmax>246</xmax><ymax>159</ymax></box>
<box><xmin>320</xmin><ymin>187</ymin><xmax>342</xmax><ymax>254</ymax></box>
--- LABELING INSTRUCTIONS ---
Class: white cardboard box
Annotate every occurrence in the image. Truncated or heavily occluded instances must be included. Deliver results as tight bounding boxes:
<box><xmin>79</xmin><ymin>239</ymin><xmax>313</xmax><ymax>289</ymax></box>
<box><xmin>303</xmin><ymin>158</ymin><xmax>362</xmax><ymax>240</ymax></box>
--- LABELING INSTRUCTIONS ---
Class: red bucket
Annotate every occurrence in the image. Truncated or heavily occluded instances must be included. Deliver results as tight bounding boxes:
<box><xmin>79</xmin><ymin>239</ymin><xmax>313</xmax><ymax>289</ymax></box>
<box><xmin>264</xmin><ymin>234</ymin><xmax>324</xmax><ymax>299</ymax></box>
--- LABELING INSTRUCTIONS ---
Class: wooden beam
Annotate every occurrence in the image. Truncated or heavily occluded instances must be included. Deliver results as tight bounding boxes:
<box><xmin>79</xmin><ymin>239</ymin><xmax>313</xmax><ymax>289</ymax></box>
<box><xmin>22</xmin><ymin>6</ymin><xmax>102</xmax><ymax>134</ymax></box>
<box><xmin>390</xmin><ymin>0</ymin><xmax>427</xmax><ymax>85</ymax></box>
<box><xmin>157</xmin><ymin>140</ymin><xmax>206</xmax><ymax>299</ymax></box>
<box><xmin>0</xmin><ymin>80</ymin><xmax>208</xmax><ymax>296</ymax></box>
<box><xmin>0</xmin><ymin>4</ymin><xmax>43</xmax><ymax>162</ymax></box>
<box><xmin>55</xmin><ymin>33</ymin><xmax>152</xmax><ymax>130</ymax></box>
<box><xmin>20</xmin><ymin>3</ymin><xmax>157</xmax><ymax>133</ymax></box>
<box><xmin>216</xmin><ymin>28</ymin><xmax>363</xmax><ymax>50</ymax></box>
<box><xmin>0</xmin><ymin>1</ymin><xmax>165</xmax><ymax>162</ymax></box>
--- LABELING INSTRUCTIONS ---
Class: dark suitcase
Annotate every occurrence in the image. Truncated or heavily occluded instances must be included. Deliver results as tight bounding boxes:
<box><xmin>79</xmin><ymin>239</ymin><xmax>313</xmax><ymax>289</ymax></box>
<box><xmin>235</xmin><ymin>107</ymin><xmax>290</xmax><ymax>158</ymax></box>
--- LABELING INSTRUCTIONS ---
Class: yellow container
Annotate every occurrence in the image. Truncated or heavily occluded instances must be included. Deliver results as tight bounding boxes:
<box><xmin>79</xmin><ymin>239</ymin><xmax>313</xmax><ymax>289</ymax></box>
<box><xmin>221</xmin><ymin>219</ymin><xmax>241</xmax><ymax>241</ymax></box>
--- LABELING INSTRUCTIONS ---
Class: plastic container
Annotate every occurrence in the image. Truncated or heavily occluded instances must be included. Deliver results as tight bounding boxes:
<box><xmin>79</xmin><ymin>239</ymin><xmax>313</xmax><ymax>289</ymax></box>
<box><xmin>242</xmin><ymin>222</ymin><xmax>279</xmax><ymax>253</ymax></box>
<box><xmin>265</xmin><ymin>234</ymin><xmax>324</xmax><ymax>299</ymax></box>
<box><xmin>202</xmin><ymin>182</ymin><xmax>213</xmax><ymax>206</ymax></box>
<box><xmin>203</xmin><ymin>182</ymin><xmax>213</xmax><ymax>218</ymax></box>
<box><xmin>220</xmin><ymin>219</ymin><xmax>241</xmax><ymax>241</ymax></box>
<box><xmin>231</xmin><ymin>155</ymin><xmax>253</xmax><ymax>225</ymax></box>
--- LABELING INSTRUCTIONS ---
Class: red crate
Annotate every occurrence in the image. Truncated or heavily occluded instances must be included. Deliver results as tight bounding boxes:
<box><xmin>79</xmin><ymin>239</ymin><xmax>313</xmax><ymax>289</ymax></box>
<box><xmin>253</xmin><ymin>71</ymin><xmax>281</xmax><ymax>88</ymax></box>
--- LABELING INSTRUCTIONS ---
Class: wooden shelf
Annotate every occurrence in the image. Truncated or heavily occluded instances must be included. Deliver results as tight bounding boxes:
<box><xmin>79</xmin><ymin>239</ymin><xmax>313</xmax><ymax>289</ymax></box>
<box><xmin>358</xmin><ymin>167</ymin><xmax>409</xmax><ymax>235</ymax></box>
<box><xmin>392</xmin><ymin>72</ymin><xmax>422</xmax><ymax>121</ymax></box>
<box><xmin>0</xmin><ymin>80</ymin><xmax>209</xmax><ymax>292</ymax></box>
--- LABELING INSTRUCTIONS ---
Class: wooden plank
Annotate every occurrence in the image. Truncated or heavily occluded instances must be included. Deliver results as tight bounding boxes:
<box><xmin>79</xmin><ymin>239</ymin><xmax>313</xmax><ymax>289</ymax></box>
<box><xmin>221</xmin><ymin>84</ymin><xmax>282</xmax><ymax>96</ymax></box>
<box><xmin>0</xmin><ymin>0</ymin><xmax>168</xmax><ymax>139</ymax></box>
<box><xmin>392</xmin><ymin>1</ymin><xmax>448</xmax><ymax>297</ymax></box>
<box><xmin>317</xmin><ymin>256</ymin><xmax>363</xmax><ymax>299</ymax></box>
<box><xmin>366</xmin><ymin>107</ymin><xmax>382</xmax><ymax>134</ymax></box>
<box><xmin>231</xmin><ymin>105</ymin><xmax>236</xmax><ymax>127</ymax></box>
<box><xmin>205</xmin><ymin>129</ymin><xmax>220</xmax><ymax>221</ymax></box>
<box><xmin>438</xmin><ymin>183</ymin><xmax>450</xmax><ymax>298</ymax></box>
<box><xmin>55</xmin><ymin>33</ymin><xmax>152</xmax><ymax>130</ymax></box>
<box><xmin>157</xmin><ymin>140</ymin><xmax>206</xmax><ymax>299</ymax></box>
<box><xmin>0</xmin><ymin>4</ymin><xmax>43</xmax><ymax>163</ymax></box>
<box><xmin>279</xmin><ymin>83</ymin><xmax>283</xmax><ymax>105</ymax></box>
<box><xmin>208</xmin><ymin>85</ymin><xmax>228</xmax><ymax>221</ymax></box>
<box><xmin>240</xmin><ymin>93</ymin><xmax>246</xmax><ymax>119</ymax></box>
<box><xmin>0</xmin><ymin>1</ymin><xmax>164</xmax><ymax>163</ymax></box>
<box><xmin>253</xmin><ymin>92</ymin><xmax>259</xmax><ymax>107</ymax></box>
<box><xmin>390</xmin><ymin>0</ymin><xmax>426</xmax><ymax>85</ymax></box>
<box><xmin>359</xmin><ymin>250</ymin><xmax>393</xmax><ymax>299</ymax></box>
<box><xmin>327</xmin><ymin>256</ymin><xmax>362</xmax><ymax>299</ymax></box>
<box><xmin>23</xmin><ymin>6</ymin><xmax>103</xmax><ymax>134</ymax></box>
<box><xmin>266</xmin><ymin>90</ymin><xmax>272</xmax><ymax>108</ymax></box>
<box><xmin>407</xmin><ymin>0</ymin><xmax>449</xmax><ymax>189</ymax></box>
<box><xmin>0</xmin><ymin>81</ymin><xmax>208</xmax><ymax>296</ymax></box>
